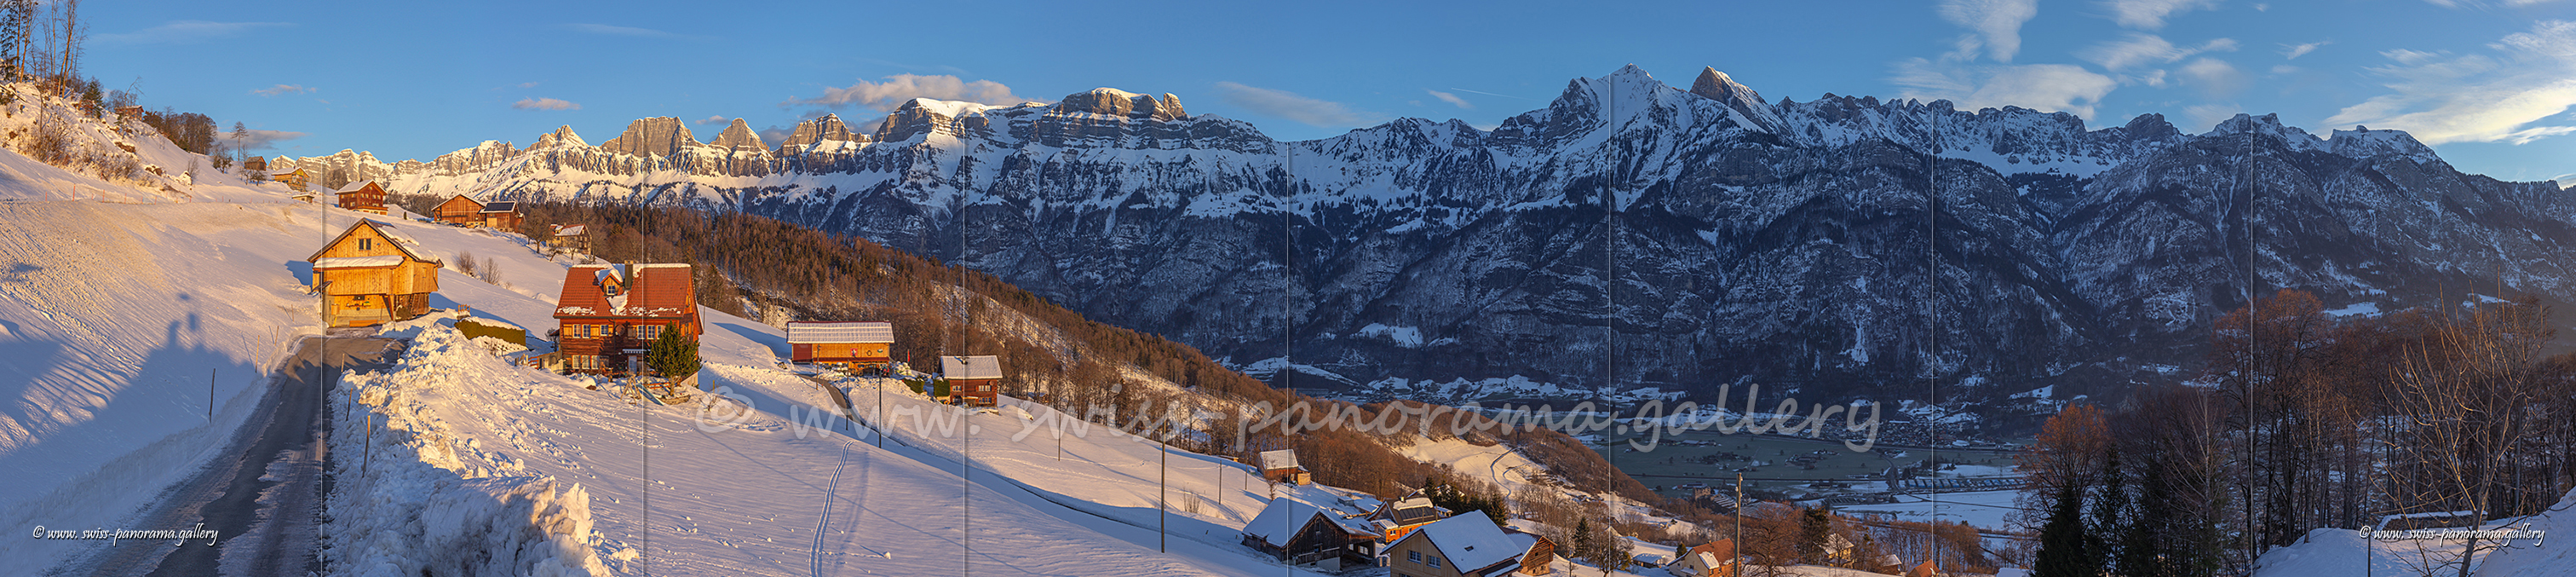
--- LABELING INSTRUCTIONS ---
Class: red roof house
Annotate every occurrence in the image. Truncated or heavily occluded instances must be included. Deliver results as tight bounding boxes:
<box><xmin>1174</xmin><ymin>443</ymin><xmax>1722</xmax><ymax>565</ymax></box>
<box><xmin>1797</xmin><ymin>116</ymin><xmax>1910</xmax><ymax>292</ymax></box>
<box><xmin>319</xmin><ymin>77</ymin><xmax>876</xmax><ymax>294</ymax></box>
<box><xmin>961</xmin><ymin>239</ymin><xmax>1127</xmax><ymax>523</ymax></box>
<box><xmin>554</xmin><ymin>263</ymin><xmax>699</xmax><ymax>375</ymax></box>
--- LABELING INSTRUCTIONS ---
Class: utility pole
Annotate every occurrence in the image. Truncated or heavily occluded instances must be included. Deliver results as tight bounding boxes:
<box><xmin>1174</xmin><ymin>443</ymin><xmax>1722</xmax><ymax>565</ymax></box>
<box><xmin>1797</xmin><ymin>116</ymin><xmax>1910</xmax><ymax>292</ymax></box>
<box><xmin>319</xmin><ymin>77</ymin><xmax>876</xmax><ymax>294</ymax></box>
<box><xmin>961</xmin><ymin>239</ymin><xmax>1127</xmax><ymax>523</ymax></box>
<box><xmin>208</xmin><ymin>368</ymin><xmax>215</xmax><ymax>423</ymax></box>
<box><xmin>1734</xmin><ymin>472</ymin><xmax>1744</xmax><ymax>577</ymax></box>
<box><xmin>1159</xmin><ymin>422</ymin><xmax>1169</xmax><ymax>552</ymax></box>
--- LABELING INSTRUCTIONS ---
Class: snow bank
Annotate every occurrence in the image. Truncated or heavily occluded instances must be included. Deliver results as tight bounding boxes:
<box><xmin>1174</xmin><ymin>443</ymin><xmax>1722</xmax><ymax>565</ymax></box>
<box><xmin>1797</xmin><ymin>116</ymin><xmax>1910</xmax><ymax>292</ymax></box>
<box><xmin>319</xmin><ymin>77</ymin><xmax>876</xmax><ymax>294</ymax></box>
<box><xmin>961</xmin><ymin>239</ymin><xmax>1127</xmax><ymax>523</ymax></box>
<box><xmin>323</xmin><ymin>322</ymin><xmax>609</xmax><ymax>577</ymax></box>
<box><xmin>2477</xmin><ymin>488</ymin><xmax>2576</xmax><ymax>576</ymax></box>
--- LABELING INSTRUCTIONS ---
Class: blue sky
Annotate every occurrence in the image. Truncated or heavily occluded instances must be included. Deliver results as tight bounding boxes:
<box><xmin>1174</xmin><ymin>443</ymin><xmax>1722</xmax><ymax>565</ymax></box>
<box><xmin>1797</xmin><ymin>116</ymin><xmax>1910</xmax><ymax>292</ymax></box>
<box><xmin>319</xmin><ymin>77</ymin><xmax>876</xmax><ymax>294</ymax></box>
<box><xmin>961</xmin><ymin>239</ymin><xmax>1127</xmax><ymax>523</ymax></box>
<box><xmin>83</xmin><ymin>0</ymin><xmax>2576</xmax><ymax>185</ymax></box>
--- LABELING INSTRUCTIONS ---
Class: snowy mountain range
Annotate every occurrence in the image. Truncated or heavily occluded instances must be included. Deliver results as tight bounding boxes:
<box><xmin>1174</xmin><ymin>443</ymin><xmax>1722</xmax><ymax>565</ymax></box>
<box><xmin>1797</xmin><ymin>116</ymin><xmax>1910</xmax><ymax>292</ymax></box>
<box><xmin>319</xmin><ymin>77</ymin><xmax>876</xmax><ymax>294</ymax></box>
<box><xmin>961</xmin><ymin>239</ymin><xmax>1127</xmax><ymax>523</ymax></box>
<box><xmin>280</xmin><ymin>65</ymin><xmax>2576</xmax><ymax>413</ymax></box>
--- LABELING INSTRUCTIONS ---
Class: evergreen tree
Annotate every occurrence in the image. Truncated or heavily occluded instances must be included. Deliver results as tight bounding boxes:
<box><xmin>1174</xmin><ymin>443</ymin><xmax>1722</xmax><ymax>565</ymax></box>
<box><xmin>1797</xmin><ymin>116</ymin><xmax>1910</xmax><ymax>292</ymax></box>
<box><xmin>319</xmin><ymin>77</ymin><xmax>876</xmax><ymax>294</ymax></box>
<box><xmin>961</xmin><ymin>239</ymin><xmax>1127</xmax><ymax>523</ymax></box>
<box><xmin>2120</xmin><ymin>463</ymin><xmax>2171</xmax><ymax>577</ymax></box>
<box><xmin>1571</xmin><ymin>518</ymin><xmax>1597</xmax><ymax>568</ymax></box>
<box><xmin>643</xmin><ymin>324</ymin><xmax>700</xmax><ymax>379</ymax></box>
<box><xmin>2090</xmin><ymin>448</ymin><xmax>2133</xmax><ymax>575</ymax></box>
<box><xmin>1800</xmin><ymin>505</ymin><xmax>1832</xmax><ymax>564</ymax></box>
<box><xmin>2033</xmin><ymin>481</ymin><xmax>2098</xmax><ymax>577</ymax></box>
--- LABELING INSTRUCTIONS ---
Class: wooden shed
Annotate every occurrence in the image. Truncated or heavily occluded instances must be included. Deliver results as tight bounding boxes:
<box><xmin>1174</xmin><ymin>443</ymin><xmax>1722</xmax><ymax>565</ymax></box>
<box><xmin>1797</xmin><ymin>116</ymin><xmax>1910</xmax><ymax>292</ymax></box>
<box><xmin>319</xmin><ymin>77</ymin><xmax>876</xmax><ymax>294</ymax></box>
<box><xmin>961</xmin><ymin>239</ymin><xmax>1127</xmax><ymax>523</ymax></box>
<box><xmin>553</xmin><ymin>263</ymin><xmax>699</xmax><ymax>375</ymax></box>
<box><xmin>336</xmin><ymin>181</ymin><xmax>388</xmax><ymax>215</ymax></box>
<box><xmin>478</xmin><ymin>201</ymin><xmax>521</xmax><ymax>230</ymax></box>
<box><xmin>434</xmin><ymin>195</ymin><xmax>484</xmax><ymax>226</ymax></box>
<box><xmin>787</xmin><ymin>321</ymin><xmax>894</xmax><ymax>371</ymax></box>
<box><xmin>270</xmin><ymin>166</ymin><xmax>310</xmax><ymax>190</ymax></box>
<box><xmin>940</xmin><ymin>355</ymin><xmax>1002</xmax><ymax>407</ymax></box>
<box><xmin>1260</xmin><ymin>449</ymin><xmax>1311</xmax><ymax>485</ymax></box>
<box><xmin>307</xmin><ymin>220</ymin><xmax>442</xmax><ymax>327</ymax></box>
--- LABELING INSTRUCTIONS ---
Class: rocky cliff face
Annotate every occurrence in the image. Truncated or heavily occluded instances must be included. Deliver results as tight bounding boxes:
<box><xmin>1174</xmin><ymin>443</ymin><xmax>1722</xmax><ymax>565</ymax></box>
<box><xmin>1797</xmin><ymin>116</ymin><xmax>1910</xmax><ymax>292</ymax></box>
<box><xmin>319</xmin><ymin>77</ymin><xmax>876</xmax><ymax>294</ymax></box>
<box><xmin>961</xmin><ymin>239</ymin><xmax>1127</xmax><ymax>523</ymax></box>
<box><xmin>314</xmin><ymin>66</ymin><xmax>2576</xmax><ymax>422</ymax></box>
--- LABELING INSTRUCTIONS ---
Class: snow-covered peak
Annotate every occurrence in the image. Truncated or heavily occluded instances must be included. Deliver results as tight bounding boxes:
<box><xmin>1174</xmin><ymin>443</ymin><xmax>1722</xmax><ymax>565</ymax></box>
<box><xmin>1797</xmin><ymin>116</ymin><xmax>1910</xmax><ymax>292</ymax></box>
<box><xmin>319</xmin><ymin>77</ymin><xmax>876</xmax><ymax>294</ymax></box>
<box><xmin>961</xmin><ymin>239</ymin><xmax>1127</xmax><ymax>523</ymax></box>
<box><xmin>533</xmin><ymin>125</ymin><xmax>587</xmax><ymax>149</ymax></box>
<box><xmin>2325</xmin><ymin>125</ymin><xmax>2441</xmax><ymax>164</ymax></box>
<box><xmin>2205</xmin><ymin>113</ymin><xmax>2326</xmax><ymax>153</ymax></box>
<box><xmin>1688</xmin><ymin>66</ymin><xmax>1785</xmax><ymax>132</ymax></box>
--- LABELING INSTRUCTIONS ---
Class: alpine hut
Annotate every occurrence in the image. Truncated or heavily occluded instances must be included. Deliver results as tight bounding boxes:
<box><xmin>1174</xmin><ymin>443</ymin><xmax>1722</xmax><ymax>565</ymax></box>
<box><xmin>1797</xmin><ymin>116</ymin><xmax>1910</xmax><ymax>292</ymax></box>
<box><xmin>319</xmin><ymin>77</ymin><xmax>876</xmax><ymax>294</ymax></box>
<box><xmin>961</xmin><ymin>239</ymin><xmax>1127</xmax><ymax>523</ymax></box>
<box><xmin>940</xmin><ymin>355</ymin><xmax>1002</xmax><ymax>407</ymax></box>
<box><xmin>786</xmin><ymin>321</ymin><xmax>895</xmax><ymax>372</ymax></box>
<box><xmin>553</xmin><ymin>263</ymin><xmax>700</xmax><ymax>375</ymax></box>
<box><xmin>307</xmin><ymin>220</ymin><xmax>442</xmax><ymax>327</ymax></box>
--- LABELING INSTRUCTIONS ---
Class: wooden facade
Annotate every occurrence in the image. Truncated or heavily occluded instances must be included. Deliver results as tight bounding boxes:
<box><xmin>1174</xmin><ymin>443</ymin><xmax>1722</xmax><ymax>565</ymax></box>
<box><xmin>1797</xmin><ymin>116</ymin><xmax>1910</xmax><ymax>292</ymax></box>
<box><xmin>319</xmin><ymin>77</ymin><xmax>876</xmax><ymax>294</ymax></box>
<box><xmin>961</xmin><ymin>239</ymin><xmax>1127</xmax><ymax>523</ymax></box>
<box><xmin>307</xmin><ymin>220</ymin><xmax>442</xmax><ymax>327</ymax></box>
<box><xmin>1243</xmin><ymin>499</ymin><xmax>1379</xmax><ymax>573</ymax></box>
<box><xmin>554</xmin><ymin>263</ymin><xmax>700</xmax><ymax>375</ymax></box>
<box><xmin>336</xmin><ymin>181</ymin><xmax>388</xmax><ymax>215</ymax></box>
<box><xmin>1261</xmin><ymin>449</ymin><xmax>1311</xmax><ymax>485</ymax></box>
<box><xmin>787</xmin><ymin>321</ymin><xmax>894</xmax><ymax>370</ymax></box>
<box><xmin>270</xmin><ymin>166</ymin><xmax>310</xmax><ymax>190</ymax></box>
<box><xmin>478</xmin><ymin>201</ymin><xmax>522</xmax><ymax>230</ymax></box>
<box><xmin>549</xmin><ymin>224</ymin><xmax>590</xmax><ymax>251</ymax></box>
<box><xmin>940</xmin><ymin>355</ymin><xmax>1002</xmax><ymax>407</ymax></box>
<box><xmin>434</xmin><ymin>195</ymin><xmax>484</xmax><ymax>225</ymax></box>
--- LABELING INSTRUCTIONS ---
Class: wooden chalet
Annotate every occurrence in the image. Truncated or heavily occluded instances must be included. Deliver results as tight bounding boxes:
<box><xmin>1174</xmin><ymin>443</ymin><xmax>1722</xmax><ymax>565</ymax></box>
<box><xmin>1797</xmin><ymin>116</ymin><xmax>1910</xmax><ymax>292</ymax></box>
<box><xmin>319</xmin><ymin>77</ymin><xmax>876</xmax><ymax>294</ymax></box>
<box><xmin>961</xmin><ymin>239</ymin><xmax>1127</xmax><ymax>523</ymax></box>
<box><xmin>478</xmin><ymin>201</ymin><xmax>521</xmax><ymax>230</ymax></box>
<box><xmin>548</xmin><ymin>224</ymin><xmax>589</xmax><ymax>251</ymax></box>
<box><xmin>1260</xmin><ymin>449</ymin><xmax>1311</xmax><ymax>485</ymax></box>
<box><xmin>434</xmin><ymin>195</ymin><xmax>485</xmax><ymax>226</ymax></box>
<box><xmin>554</xmin><ymin>263</ymin><xmax>700</xmax><ymax>375</ymax></box>
<box><xmin>1514</xmin><ymin>534</ymin><xmax>1555</xmax><ymax>576</ymax></box>
<box><xmin>940</xmin><ymin>355</ymin><xmax>1002</xmax><ymax>407</ymax></box>
<box><xmin>307</xmin><ymin>220</ymin><xmax>442</xmax><ymax>327</ymax></box>
<box><xmin>241</xmin><ymin>156</ymin><xmax>267</xmax><ymax>174</ymax></box>
<box><xmin>270</xmin><ymin>165</ymin><xmax>310</xmax><ymax>190</ymax></box>
<box><xmin>336</xmin><ymin>181</ymin><xmax>388</xmax><ymax>215</ymax></box>
<box><xmin>1243</xmin><ymin>497</ymin><xmax>1379</xmax><ymax>573</ymax></box>
<box><xmin>1368</xmin><ymin>496</ymin><xmax>1452</xmax><ymax>544</ymax></box>
<box><xmin>1665</xmin><ymin>539</ymin><xmax>1738</xmax><ymax>577</ymax></box>
<box><xmin>1381</xmin><ymin>513</ymin><xmax>1539</xmax><ymax>577</ymax></box>
<box><xmin>1903</xmin><ymin>561</ymin><xmax>1941</xmax><ymax>577</ymax></box>
<box><xmin>787</xmin><ymin>321</ymin><xmax>894</xmax><ymax>371</ymax></box>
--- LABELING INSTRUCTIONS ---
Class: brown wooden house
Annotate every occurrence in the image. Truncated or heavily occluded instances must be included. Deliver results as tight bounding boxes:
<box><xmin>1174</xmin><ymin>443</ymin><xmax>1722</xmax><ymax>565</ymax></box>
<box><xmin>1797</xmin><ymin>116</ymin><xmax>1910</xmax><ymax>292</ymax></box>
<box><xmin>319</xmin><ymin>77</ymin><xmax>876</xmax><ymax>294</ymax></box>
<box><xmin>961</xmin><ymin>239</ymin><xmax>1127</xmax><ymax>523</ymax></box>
<box><xmin>1664</xmin><ymin>539</ymin><xmax>1738</xmax><ymax>577</ymax></box>
<box><xmin>336</xmin><ymin>181</ymin><xmax>388</xmax><ymax>215</ymax></box>
<box><xmin>270</xmin><ymin>166</ymin><xmax>310</xmax><ymax>190</ymax></box>
<box><xmin>1260</xmin><ymin>449</ymin><xmax>1311</xmax><ymax>485</ymax></box>
<box><xmin>1243</xmin><ymin>497</ymin><xmax>1379</xmax><ymax>573</ymax></box>
<box><xmin>307</xmin><ymin>220</ymin><xmax>442</xmax><ymax>327</ymax></box>
<box><xmin>787</xmin><ymin>321</ymin><xmax>894</xmax><ymax>371</ymax></box>
<box><xmin>434</xmin><ymin>194</ymin><xmax>485</xmax><ymax>225</ymax></box>
<box><xmin>241</xmin><ymin>156</ymin><xmax>267</xmax><ymax>174</ymax></box>
<box><xmin>1381</xmin><ymin>513</ymin><xmax>1537</xmax><ymax>577</ymax></box>
<box><xmin>553</xmin><ymin>263</ymin><xmax>700</xmax><ymax>375</ymax></box>
<box><xmin>940</xmin><ymin>355</ymin><xmax>1002</xmax><ymax>407</ymax></box>
<box><xmin>548</xmin><ymin>224</ymin><xmax>589</xmax><ymax>251</ymax></box>
<box><xmin>1514</xmin><ymin>534</ymin><xmax>1555</xmax><ymax>576</ymax></box>
<box><xmin>478</xmin><ymin>201</ymin><xmax>521</xmax><ymax>230</ymax></box>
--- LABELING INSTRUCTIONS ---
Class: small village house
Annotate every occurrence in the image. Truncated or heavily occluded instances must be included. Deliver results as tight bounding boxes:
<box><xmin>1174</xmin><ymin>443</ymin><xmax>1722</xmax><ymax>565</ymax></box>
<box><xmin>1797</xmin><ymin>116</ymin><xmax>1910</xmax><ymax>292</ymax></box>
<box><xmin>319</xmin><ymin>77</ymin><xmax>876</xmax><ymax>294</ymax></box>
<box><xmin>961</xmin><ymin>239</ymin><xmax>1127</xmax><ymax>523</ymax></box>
<box><xmin>1242</xmin><ymin>497</ymin><xmax>1379</xmax><ymax>573</ymax></box>
<box><xmin>1368</xmin><ymin>495</ymin><xmax>1452</xmax><ymax>544</ymax></box>
<box><xmin>1379</xmin><ymin>513</ymin><xmax>1540</xmax><ymax>577</ymax></box>
<box><xmin>1514</xmin><ymin>534</ymin><xmax>1555</xmax><ymax>576</ymax></box>
<box><xmin>306</xmin><ymin>220</ymin><xmax>441</xmax><ymax>327</ymax></box>
<box><xmin>241</xmin><ymin>156</ymin><xmax>266</xmax><ymax>174</ymax></box>
<box><xmin>478</xmin><ymin>201</ymin><xmax>521</xmax><ymax>230</ymax></box>
<box><xmin>549</xmin><ymin>224</ymin><xmax>590</xmax><ymax>251</ymax></box>
<box><xmin>1260</xmin><ymin>449</ymin><xmax>1311</xmax><ymax>485</ymax></box>
<box><xmin>336</xmin><ymin>181</ymin><xmax>389</xmax><ymax>215</ymax></box>
<box><xmin>1665</xmin><ymin>539</ymin><xmax>1738</xmax><ymax>577</ymax></box>
<box><xmin>434</xmin><ymin>195</ymin><xmax>485</xmax><ymax>226</ymax></box>
<box><xmin>270</xmin><ymin>165</ymin><xmax>310</xmax><ymax>190</ymax></box>
<box><xmin>787</xmin><ymin>321</ymin><xmax>894</xmax><ymax>372</ymax></box>
<box><xmin>940</xmin><ymin>355</ymin><xmax>1002</xmax><ymax>407</ymax></box>
<box><xmin>1903</xmin><ymin>561</ymin><xmax>1940</xmax><ymax>577</ymax></box>
<box><xmin>553</xmin><ymin>263</ymin><xmax>700</xmax><ymax>375</ymax></box>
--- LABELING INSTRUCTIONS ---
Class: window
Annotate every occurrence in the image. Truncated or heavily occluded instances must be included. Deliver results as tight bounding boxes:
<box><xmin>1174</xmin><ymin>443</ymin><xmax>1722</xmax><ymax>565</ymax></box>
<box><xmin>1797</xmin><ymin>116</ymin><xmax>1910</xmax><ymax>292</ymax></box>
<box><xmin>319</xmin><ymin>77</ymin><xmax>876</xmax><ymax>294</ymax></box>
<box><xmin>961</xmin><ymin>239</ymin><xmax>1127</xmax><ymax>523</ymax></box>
<box><xmin>358</xmin><ymin>238</ymin><xmax>372</xmax><ymax>251</ymax></box>
<box><xmin>638</xmin><ymin>324</ymin><xmax>664</xmax><ymax>342</ymax></box>
<box><xmin>1408</xmin><ymin>551</ymin><xmax>1420</xmax><ymax>563</ymax></box>
<box><xmin>1426</xmin><ymin>555</ymin><xmax>1442</xmax><ymax>568</ymax></box>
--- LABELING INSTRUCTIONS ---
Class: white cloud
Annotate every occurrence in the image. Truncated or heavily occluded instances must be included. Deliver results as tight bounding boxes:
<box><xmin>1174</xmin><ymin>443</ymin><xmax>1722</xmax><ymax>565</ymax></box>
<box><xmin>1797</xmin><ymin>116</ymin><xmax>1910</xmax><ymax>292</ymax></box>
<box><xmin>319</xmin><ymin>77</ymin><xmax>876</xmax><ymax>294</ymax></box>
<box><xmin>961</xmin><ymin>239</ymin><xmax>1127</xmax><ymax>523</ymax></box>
<box><xmin>234</xmin><ymin>129</ymin><xmax>307</xmax><ymax>151</ymax></box>
<box><xmin>1425</xmin><ymin>89</ymin><xmax>1474</xmax><ymax>109</ymax></box>
<box><xmin>512</xmin><ymin>98</ymin><xmax>581</xmax><ymax>111</ymax></box>
<box><xmin>95</xmin><ymin>20</ymin><xmax>289</xmax><ymax>45</ymax></box>
<box><xmin>2282</xmin><ymin>41</ymin><xmax>2330</xmax><ymax>60</ymax></box>
<box><xmin>1938</xmin><ymin>0</ymin><xmax>2041</xmax><ymax>61</ymax></box>
<box><xmin>2179</xmin><ymin>57</ymin><xmax>2249</xmax><ymax>98</ymax></box>
<box><xmin>784</xmin><ymin>74</ymin><xmax>1037</xmax><ymax>112</ymax></box>
<box><xmin>2101</xmin><ymin>0</ymin><xmax>2220</xmax><ymax>29</ymax></box>
<box><xmin>1892</xmin><ymin>59</ymin><xmax>2121</xmax><ymax>118</ymax></box>
<box><xmin>566</xmin><ymin>24</ymin><xmax>701</xmax><ymax>40</ymax></box>
<box><xmin>250</xmin><ymin>84</ymin><xmax>313</xmax><ymax>97</ymax></box>
<box><xmin>2271</xmin><ymin>65</ymin><xmax>2300</xmax><ymax>74</ymax></box>
<box><xmin>1212</xmin><ymin>82</ymin><xmax>1372</xmax><ymax>127</ymax></box>
<box><xmin>2080</xmin><ymin>33</ymin><xmax>2239</xmax><ymax>71</ymax></box>
<box><xmin>695</xmin><ymin>115</ymin><xmax>729</xmax><ymax>125</ymax></box>
<box><xmin>2325</xmin><ymin>20</ymin><xmax>2576</xmax><ymax>145</ymax></box>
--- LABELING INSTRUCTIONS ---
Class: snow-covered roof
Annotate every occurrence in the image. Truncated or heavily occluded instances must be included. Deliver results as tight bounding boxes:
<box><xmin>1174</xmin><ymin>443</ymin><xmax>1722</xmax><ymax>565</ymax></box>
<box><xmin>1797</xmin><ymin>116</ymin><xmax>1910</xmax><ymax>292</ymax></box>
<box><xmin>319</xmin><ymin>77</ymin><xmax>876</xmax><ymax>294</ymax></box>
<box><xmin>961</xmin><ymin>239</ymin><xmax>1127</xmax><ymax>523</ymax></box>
<box><xmin>787</xmin><ymin>321</ymin><xmax>894</xmax><ymax>344</ymax></box>
<box><xmin>336</xmin><ymin>180</ymin><xmax>379</xmax><ymax>193</ymax></box>
<box><xmin>553</xmin><ymin>224</ymin><xmax>587</xmax><ymax>236</ymax></box>
<box><xmin>1400</xmin><ymin>513</ymin><xmax>1526</xmax><ymax>573</ymax></box>
<box><xmin>1259</xmin><ymin>449</ymin><xmax>1301</xmax><ymax>471</ymax></box>
<box><xmin>941</xmin><ymin>355</ymin><xmax>1003</xmax><ymax>380</ymax></box>
<box><xmin>1242</xmin><ymin>498</ymin><xmax>1373</xmax><ymax>547</ymax></box>
<box><xmin>312</xmin><ymin>255</ymin><xmax>405</xmax><ymax>268</ymax></box>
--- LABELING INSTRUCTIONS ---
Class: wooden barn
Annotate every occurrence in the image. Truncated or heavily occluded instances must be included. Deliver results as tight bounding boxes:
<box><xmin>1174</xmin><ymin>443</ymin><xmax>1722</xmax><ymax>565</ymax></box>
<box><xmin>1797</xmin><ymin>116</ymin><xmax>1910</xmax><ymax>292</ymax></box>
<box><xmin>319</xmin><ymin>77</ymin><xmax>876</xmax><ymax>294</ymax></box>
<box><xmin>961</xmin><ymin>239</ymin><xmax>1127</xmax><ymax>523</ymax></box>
<box><xmin>240</xmin><ymin>156</ymin><xmax>267</xmax><ymax>174</ymax></box>
<box><xmin>307</xmin><ymin>220</ymin><xmax>442</xmax><ymax>327</ymax></box>
<box><xmin>553</xmin><ymin>263</ymin><xmax>699</xmax><ymax>375</ymax></box>
<box><xmin>786</xmin><ymin>321</ymin><xmax>894</xmax><ymax>371</ymax></box>
<box><xmin>270</xmin><ymin>166</ymin><xmax>310</xmax><ymax>190</ymax></box>
<box><xmin>434</xmin><ymin>195</ymin><xmax>485</xmax><ymax>226</ymax></box>
<box><xmin>1243</xmin><ymin>497</ymin><xmax>1379</xmax><ymax>573</ymax></box>
<box><xmin>1261</xmin><ymin>449</ymin><xmax>1311</xmax><ymax>485</ymax></box>
<box><xmin>478</xmin><ymin>201</ymin><xmax>521</xmax><ymax>230</ymax></box>
<box><xmin>940</xmin><ymin>355</ymin><xmax>1002</xmax><ymax>407</ymax></box>
<box><xmin>336</xmin><ymin>181</ymin><xmax>388</xmax><ymax>215</ymax></box>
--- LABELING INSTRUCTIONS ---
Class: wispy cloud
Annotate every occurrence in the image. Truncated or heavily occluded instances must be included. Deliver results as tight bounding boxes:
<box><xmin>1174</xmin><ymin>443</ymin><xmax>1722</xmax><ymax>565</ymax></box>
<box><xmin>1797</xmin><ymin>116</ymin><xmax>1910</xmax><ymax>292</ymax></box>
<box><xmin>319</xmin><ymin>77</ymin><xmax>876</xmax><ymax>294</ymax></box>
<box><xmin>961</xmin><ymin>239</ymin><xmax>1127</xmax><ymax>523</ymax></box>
<box><xmin>2281</xmin><ymin>41</ymin><xmax>2331</xmax><ymax>60</ymax></box>
<box><xmin>2325</xmin><ymin>20</ymin><xmax>2576</xmax><ymax>145</ymax></box>
<box><xmin>2099</xmin><ymin>0</ymin><xmax>2219</xmax><ymax>29</ymax></box>
<box><xmin>2079</xmin><ymin>33</ymin><xmax>2238</xmax><ymax>71</ymax></box>
<box><xmin>1425</xmin><ymin>89</ymin><xmax>1473</xmax><ymax>109</ymax></box>
<box><xmin>696</xmin><ymin>115</ymin><xmax>730</xmax><ymax>125</ymax></box>
<box><xmin>95</xmin><ymin>20</ymin><xmax>288</xmax><ymax>45</ymax></box>
<box><xmin>566</xmin><ymin>24</ymin><xmax>702</xmax><ymax>40</ymax></box>
<box><xmin>1212</xmin><ymin>82</ymin><xmax>1373</xmax><ymax>127</ymax></box>
<box><xmin>1446</xmin><ymin>88</ymin><xmax>1525</xmax><ymax>100</ymax></box>
<box><xmin>234</xmin><ymin>129</ymin><xmax>307</xmax><ymax>151</ymax></box>
<box><xmin>2178</xmin><ymin>57</ymin><xmax>2248</xmax><ymax>98</ymax></box>
<box><xmin>518</xmin><ymin>82</ymin><xmax>540</xmax><ymax>89</ymax></box>
<box><xmin>250</xmin><ymin>84</ymin><xmax>313</xmax><ymax>97</ymax></box>
<box><xmin>513</xmin><ymin>98</ymin><xmax>582</xmax><ymax>111</ymax></box>
<box><xmin>1892</xmin><ymin>59</ymin><xmax>2120</xmax><ymax>119</ymax></box>
<box><xmin>1937</xmin><ymin>0</ymin><xmax>2041</xmax><ymax>61</ymax></box>
<box><xmin>784</xmin><ymin>74</ymin><xmax>1037</xmax><ymax>112</ymax></box>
